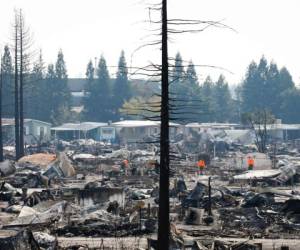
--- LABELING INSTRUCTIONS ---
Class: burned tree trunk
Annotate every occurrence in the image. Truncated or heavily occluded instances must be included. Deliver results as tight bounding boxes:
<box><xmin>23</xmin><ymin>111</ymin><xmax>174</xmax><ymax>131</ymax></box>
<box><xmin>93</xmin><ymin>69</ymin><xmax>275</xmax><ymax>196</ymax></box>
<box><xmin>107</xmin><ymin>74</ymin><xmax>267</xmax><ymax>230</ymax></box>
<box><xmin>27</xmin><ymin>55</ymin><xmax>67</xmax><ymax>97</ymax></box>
<box><xmin>0</xmin><ymin>58</ymin><xmax>3</xmax><ymax>162</ymax></box>
<box><xmin>14</xmin><ymin>15</ymin><xmax>20</xmax><ymax>160</ymax></box>
<box><xmin>19</xmin><ymin>12</ymin><xmax>24</xmax><ymax>158</ymax></box>
<box><xmin>158</xmin><ymin>0</ymin><xmax>170</xmax><ymax>249</ymax></box>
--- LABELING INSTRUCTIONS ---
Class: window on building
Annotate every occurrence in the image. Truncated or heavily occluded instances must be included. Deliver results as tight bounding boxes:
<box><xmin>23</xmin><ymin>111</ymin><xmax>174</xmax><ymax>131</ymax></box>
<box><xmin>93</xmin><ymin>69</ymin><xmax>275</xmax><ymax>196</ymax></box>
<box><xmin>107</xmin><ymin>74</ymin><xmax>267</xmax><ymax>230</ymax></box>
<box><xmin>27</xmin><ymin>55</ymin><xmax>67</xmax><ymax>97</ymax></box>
<box><xmin>25</xmin><ymin>126</ymin><xmax>29</xmax><ymax>135</ymax></box>
<box><xmin>40</xmin><ymin>126</ymin><xmax>45</xmax><ymax>138</ymax></box>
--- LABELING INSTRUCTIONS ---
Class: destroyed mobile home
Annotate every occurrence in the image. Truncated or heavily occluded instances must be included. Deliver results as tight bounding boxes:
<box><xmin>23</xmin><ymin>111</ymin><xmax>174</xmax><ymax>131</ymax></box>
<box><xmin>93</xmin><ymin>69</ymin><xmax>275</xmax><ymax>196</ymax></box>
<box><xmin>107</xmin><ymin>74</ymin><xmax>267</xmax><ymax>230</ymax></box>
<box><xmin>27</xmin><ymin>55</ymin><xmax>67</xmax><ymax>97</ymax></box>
<box><xmin>2</xmin><ymin>122</ymin><xmax>300</xmax><ymax>249</ymax></box>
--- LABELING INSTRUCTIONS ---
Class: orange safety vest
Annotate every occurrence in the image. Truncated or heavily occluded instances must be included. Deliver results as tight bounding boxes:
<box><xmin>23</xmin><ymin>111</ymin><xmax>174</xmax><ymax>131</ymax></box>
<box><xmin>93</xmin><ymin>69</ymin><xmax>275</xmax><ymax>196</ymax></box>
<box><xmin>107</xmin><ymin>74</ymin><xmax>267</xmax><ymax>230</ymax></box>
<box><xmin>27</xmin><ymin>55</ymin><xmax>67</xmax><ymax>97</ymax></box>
<box><xmin>123</xmin><ymin>159</ymin><xmax>129</xmax><ymax>167</ymax></box>
<box><xmin>247</xmin><ymin>158</ymin><xmax>254</xmax><ymax>166</ymax></box>
<box><xmin>198</xmin><ymin>160</ymin><xmax>205</xmax><ymax>168</ymax></box>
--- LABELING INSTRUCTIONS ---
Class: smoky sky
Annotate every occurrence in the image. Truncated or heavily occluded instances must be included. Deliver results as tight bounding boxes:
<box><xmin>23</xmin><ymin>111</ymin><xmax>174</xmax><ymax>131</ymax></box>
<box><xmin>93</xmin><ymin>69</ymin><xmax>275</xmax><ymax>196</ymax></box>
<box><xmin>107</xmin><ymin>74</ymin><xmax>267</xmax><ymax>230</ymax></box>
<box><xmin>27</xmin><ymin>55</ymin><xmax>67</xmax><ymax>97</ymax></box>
<box><xmin>0</xmin><ymin>0</ymin><xmax>299</xmax><ymax>85</ymax></box>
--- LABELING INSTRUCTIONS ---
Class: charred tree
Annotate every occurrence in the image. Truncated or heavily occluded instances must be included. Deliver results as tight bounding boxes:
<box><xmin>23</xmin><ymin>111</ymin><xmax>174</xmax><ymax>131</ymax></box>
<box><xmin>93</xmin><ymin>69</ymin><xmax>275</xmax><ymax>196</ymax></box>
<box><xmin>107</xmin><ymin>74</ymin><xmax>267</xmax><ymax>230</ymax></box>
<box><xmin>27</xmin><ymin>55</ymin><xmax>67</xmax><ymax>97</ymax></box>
<box><xmin>158</xmin><ymin>0</ymin><xmax>170</xmax><ymax>249</ymax></box>
<box><xmin>0</xmin><ymin>57</ymin><xmax>3</xmax><ymax>162</ymax></box>
<box><xmin>19</xmin><ymin>11</ymin><xmax>25</xmax><ymax>157</ymax></box>
<box><xmin>12</xmin><ymin>10</ymin><xmax>32</xmax><ymax>159</ymax></box>
<box><xmin>14</xmin><ymin>13</ymin><xmax>20</xmax><ymax>160</ymax></box>
<box><xmin>116</xmin><ymin>3</ymin><xmax>234</xmax><ymax>249</ymax></box>
<box><xmin>241</xmin><ymin>109</ymin><xmax>275</xmax><ymax>153</ymax></box>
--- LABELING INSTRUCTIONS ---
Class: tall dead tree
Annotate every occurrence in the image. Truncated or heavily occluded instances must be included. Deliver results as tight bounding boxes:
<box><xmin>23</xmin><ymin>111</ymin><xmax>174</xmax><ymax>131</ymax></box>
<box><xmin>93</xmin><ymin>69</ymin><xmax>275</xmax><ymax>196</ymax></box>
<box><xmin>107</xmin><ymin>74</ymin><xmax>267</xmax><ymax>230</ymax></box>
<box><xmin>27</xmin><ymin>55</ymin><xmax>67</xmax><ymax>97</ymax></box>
<box><xmin>119</xmin><ymin>3</ymin><xmax>234</xmax><ymax>249</ymax></box>
<box><xmin>19</xmin><ymin>10</ymin><xmax>25</xmax><ymax>157</ymax></box>
<box><xmin>14</xmin><ymin>12</ymin><xmax>20</xmax><ymax>160</ymax></box>
<box><xmin>158</xmin><ymin>0</ymin><xmax>169</xmax><ymax>249</ymax></box>
<box><xmin>241</xmin><ymin>109</ymin><xmax>275</xmax><ymax>153</ymax></box>
<box><xmin>0</xmin><ymin>56</ymin><xmax>3</xmax><ymax>162</ymax></box>
<box><xmin>12</xmin><ymin>10</ymin><xmax>32</xmax><ymax>159</ymax></box>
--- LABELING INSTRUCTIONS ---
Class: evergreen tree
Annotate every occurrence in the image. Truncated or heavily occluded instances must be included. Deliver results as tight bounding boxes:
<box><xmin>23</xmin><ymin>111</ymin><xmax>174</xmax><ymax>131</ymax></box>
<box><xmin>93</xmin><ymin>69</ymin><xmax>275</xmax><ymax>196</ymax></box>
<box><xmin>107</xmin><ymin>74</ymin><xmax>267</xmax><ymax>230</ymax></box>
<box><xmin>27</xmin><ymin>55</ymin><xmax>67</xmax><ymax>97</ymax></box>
<box><xmin>201</xmin><ymin>76</ymin><xmax>215</xmax><ymax>122</ymax></box>
<box><xmin>84</xmin><ymin>55</ymin><xmax>112</xmax><ymax>121</ymax></box>
<box><xmin>186</xmin><ymin>60</ymin><xmax>198</xmax><ymax>87</ymax></box>
<box><xmin>279</xmin><ymin>67</ymin><xmax>294</xmax><ymax>91</ymax></box>
<box><xmin>213</xmin><ymin>75</ymin><xmax>232</xmax><ymax>122</ymax></box>
<box><xmin>280</xmin><ymin>88</ymin><xmax>300</xmax><ymax>123</ymax></box>
<box><xmin>43</xmin><ymin>64</ymin><xmax>56</xmax><ymax>122</ymax></box>
<box><xmin>241</xmin><ymin>61</ymin><xmax>259</xmax><ymax>112</ymax></box>
<box><xmin>55</xmin><ymin>49</ymin><xmax>68</xmax><ymax>79</ymax></box>
<box><xmin>51</xmin><ymin>50</ymin><xmax>71</xmax><ymax>124</ymax></box>
<box><xmin>113</xmin><ymin>50</ymin><xmax>130</xmax><ymax>119</ymax></box>
<box><xmin>170</xmin><ymin>52</ymin><xmax>185</xmax><ymax>96</ymax></box>
<box><xmin>86</xmin><ymin>60</ymin><xmax>94</xmax><ymax>82</ymax></box>
<box><xmin>171</xmin><ymin>52</ymin><xmax>185</xmax><ymax>84</ymax></box>
<box><xmin>241</xmin><ymin>56</ymin><xmax>297</xmax><ymax>123</ymax></box>
<box><xmin>1</xmin><ymin>46</ymin><xmax>14</xmax><ymax>117</ymax></box>
<box><xmin>32</xmin><ymin>50</ymin><xmax>45</xmax><ymax>80</ymax></box>
<box><xmin>265</xmin><ymin>62</ymin><xmax>280</xmax><ymax>115</ymax></box>
<box><xmin>85</xmin><ymin>60</ymin><xmax>95</xmax><ymax>93</ymax></box>
<box><xmin>202</xmin><ymin>76</ymin><xmax>214</xmax><ymax>98</ymax></box>
<box><xmin>256</xmin><ymin>56</ymin><xmax>269</xmax><ymax>108</ymax></box>
<box><xmin>241</xmin><ymin>57</ymin><xmax>269</xmax><ymax>112</ymax></box>
<box><xmin>26</xmin><ymin>50</ymin><xmax>46</xmax><ymax>120</ymax></box>
<box><xmin>180</xmin><ymin>60</ymin><xmax>205</xmax><ymax>122</ymax></box>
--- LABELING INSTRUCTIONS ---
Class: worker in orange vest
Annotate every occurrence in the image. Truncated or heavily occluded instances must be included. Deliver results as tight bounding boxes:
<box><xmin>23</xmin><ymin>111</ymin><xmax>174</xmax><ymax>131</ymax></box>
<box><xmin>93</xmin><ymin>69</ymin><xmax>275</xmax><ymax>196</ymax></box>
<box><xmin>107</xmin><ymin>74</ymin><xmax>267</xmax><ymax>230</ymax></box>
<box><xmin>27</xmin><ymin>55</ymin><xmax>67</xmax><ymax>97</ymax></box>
<box><xmin>122</xmin><ymin>159</ymin><xmax>129</xmax><ymax>175</ymax></box>
<box><xmin>197</xmin><ymin>159</ymin><xmax>206</xmax><ymax>175</ymax></box>
<box><xmin>247</xmin><ymin>156</ymin><xmax>254</xmax><ymax>170</ymax></box>
<box><xmin>123</xmin><ymin>159</ymin><xmax>129</xmax><ymax>167</ymax></box>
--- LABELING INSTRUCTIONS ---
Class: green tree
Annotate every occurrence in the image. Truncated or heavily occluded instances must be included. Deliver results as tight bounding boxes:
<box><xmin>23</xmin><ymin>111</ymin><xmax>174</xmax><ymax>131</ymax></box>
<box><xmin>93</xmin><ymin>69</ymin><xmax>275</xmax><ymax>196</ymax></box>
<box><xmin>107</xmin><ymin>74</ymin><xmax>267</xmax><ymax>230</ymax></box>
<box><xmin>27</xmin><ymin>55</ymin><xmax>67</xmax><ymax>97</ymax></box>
<box><xmin>26</xmin><ymin>50</ymin><xmax>46</xmax><ymax>120</ymax></box>
<box><xmin>213</xmin><ymin>74</ymin><xmax>232</xmax><ymax>122</ymax></box>
<box><xmin>241</xmin><ymin>57</ymin><xmax>268</xmax><ymax>112</ymax></box>
<box><xmin>84</xmin><ymin>59</ymin><xmax>95</xmax><ymax>96</ymax></box>
<box><xmin>86</xmin><ymin>60</ymin><xmax>94</xmax><ymax>81</ymax></box>
<box><xmin>84</xmin><ymin>59</ymin><xmax>95</xmax><ymax>110</ymax></box>
<box><xmin>171</xmin><ymin>52</ymin><xmax>184</xmax><ymax>84</ymax></box>
<box><xmin>280</xmin><ymin>88</ymin><xmax>300</xmax><ymax>123</ymax></box>
<box><xmin>43</xmin><ymin>64</ymin><xmax>56</xmax><ymax>122</ymax></box>
<box><xmin>84</xmin><ymin>55</ymin><xmax>112</xmax><ymax>121</ymax></box>
<box><xmin>170</xmin><ymin>52</ymin><xmax>185</xmax><ymax>96</ymax></box>
<box><xmin>55</xmin><ymin>49</ymin><xmax>68</xmax><ymax>79</ymax></box>
<box><xmin>279</xmin><ymin>67</ymin><xmax>294</xmax><ymax>91</ymax></box>
<box><xmin>1</xmin><ymin>46</ymin><xmax>14</xmax><ymax>117</ymax></box>
<box><xmin>113</xmin><ymin>50</ymin><xmax>130</xmax><ymax>119</ymax></box>
<box><xmin>265</xmin><ymin>62</ymin><xmax>295</xmax><ymax>118</ymax></box>
<box><xmin>186</xmin><ymin>60</ymin><xmax>198</xmax><ymax>87</ymax></box>
<box><xmin>255</xmin><ymin>56</ymin><xmax>268</xmax><ymax>108</ymax></box>
<box><xmin>182</xmin><ymin>61</ymin><xmax>205</xmax><ymax>122</ymax></box>
<box><xmin>201</xmin><ymin>76</ymin><xmax>215</xmax><ymax>122</ymax></box>
<box><xmin>265</xmin><ymin>62</ymin><xmax>280</xmax><ymax>114</ymax></box>
<box><xmin>51</xmin><ymin>50</ymin><xmax>71</xmax><ymax>124</ymax></box>
<box><xmin>241</xmin><ymin>56</ymin><xmax>297</xmax><ymax>123</ymax></box>
<box><xmin>120</xmin><ymin>95</ymin><xmax>161</xmax><ymax>119</ymax></box>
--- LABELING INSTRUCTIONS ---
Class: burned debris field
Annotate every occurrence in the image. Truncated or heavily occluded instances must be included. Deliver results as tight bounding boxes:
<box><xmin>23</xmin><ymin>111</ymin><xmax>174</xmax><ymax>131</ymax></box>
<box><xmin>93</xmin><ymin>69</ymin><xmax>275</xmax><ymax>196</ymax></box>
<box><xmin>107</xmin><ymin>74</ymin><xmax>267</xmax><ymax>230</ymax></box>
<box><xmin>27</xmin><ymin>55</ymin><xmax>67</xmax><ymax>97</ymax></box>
<box><xmin>1</xmin><ymin>129</ymin><xmax>300</xmax><ymax>249</ymax></box>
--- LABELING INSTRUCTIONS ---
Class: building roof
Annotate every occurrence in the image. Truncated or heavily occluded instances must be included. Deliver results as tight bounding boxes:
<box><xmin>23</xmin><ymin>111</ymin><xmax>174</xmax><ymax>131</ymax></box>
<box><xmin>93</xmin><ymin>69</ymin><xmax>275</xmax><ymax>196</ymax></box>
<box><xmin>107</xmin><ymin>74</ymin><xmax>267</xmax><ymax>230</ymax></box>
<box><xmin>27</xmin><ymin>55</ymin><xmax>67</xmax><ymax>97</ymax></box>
<box><xmin>112</xmin><ymin>120</ymin><xmax>180</xmax><ymax>128</ymax></box>
<box><xmin>185</xmin><ymin>122</ymin><xmax>239</xmax><ymax>129</ymax></box>
<box><xmin>2</xmin><ymin>118</ymin><xmax>51</xmax><ymax>126</ymax></box>
<box><xmin>233</xmin><ymin>170</ymin><xmax>281</xmax><ymax>180</ymax></box>
<box><xmin>263</xmin><ymin>124</ymin><xmax>300</xmax><ymax>130</ymax></box>
<box><xmin>51</xmin><ymin>122</ymin><xmax>107</xmax><ymax>131</ymax></box>
<box><xmin>113</xmin><ymin>120</ymin><xmax>160</xmax><ymax>128</ymax></box>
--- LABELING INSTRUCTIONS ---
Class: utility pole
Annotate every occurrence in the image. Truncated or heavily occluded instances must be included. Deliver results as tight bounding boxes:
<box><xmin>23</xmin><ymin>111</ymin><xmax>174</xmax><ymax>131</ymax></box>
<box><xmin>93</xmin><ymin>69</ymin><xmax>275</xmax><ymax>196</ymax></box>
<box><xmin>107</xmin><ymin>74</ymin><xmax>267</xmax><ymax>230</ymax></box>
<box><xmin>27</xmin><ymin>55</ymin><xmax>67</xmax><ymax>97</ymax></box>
<box><xmin>208</xmin><ymin>177</ymin><xmax>212</xmax><ymax>216</ymax></box>
<box><xmin>158</xmin><ymin>0</ymin><xmax>170</xmax><ymax>249</ymax></box>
